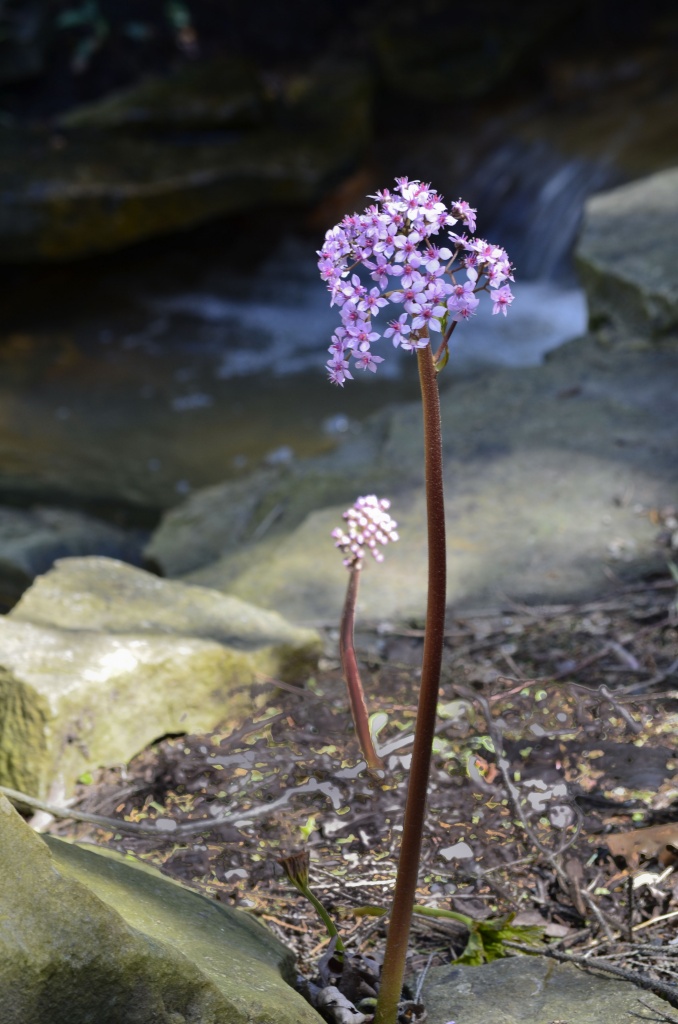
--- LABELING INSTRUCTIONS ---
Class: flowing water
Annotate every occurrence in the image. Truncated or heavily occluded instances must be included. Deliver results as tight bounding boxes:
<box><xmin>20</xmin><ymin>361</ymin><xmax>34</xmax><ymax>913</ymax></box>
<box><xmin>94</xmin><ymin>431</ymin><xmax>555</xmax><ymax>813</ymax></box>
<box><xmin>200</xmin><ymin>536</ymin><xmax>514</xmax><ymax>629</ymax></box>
<box><xmin>1</xmin><ymin>138</ymin><xmax>614</xmax><ymax>514</ymax></box>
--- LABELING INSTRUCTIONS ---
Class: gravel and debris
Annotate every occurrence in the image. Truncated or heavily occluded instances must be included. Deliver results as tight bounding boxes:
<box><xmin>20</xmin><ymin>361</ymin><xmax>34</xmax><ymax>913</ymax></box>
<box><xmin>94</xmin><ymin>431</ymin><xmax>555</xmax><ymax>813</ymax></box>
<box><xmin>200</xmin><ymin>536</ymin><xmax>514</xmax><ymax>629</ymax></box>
<box><xmin>46</xmin><ymin>565</ymin><xmax>678</xmax><ymax>1006</ymax></box>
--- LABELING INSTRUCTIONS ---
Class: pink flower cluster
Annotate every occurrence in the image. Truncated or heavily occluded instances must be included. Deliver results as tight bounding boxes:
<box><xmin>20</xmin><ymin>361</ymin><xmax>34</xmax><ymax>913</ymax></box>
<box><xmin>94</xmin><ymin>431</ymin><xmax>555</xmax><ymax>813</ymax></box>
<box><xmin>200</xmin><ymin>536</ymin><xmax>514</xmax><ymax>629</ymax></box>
<box><xmin>332</xmin><ymin>495</ymin><xmax>399</xmax><ymax>569</ymax></box>
<box><xmin>318</xmin><ymin>177</ymin><xmax>514</xmax><ymax>385</ymax></box>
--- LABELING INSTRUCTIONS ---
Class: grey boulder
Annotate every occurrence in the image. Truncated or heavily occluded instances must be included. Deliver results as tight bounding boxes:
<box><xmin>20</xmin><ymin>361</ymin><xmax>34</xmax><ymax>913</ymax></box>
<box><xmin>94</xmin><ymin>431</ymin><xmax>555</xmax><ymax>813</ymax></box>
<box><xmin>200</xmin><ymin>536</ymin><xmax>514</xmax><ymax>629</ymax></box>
<box><xmin>148</xmin><ymin>335</ymin><xmax>677</xmax><ymax>623</ymax></box>
<box><xmin>576</xmin><ymin>166</ymin><xmax>678</xmax><ymax>342</ymax></box>
<box><xmin>421</xmin><ymin>955</ymin><xmax>671</xmax><ymax>1024</ymax></box>
<box><xmin>0</xmin><ymin>794</ymin><xmax>322</xmax><ymax>1024</ymax></box>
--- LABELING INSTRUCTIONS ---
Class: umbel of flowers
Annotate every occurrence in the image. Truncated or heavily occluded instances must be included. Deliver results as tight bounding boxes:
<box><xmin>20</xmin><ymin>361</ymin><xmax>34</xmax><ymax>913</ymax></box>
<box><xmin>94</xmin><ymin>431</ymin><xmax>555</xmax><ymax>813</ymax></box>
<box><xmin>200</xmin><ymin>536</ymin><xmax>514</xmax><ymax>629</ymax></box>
<box><xmin>318</xmin><ymin>176</ymin><xmax>514</xmax><ymax>385</ymax></box>
<box><xmin>332</xmin><ymin>495</ymin><xmax>399</xmax><ymax>569</ymax></box>
<box><xmin>316</xmin><ymin>180</ymin><xmax>514</xmax><ymax>1024</ymax></box>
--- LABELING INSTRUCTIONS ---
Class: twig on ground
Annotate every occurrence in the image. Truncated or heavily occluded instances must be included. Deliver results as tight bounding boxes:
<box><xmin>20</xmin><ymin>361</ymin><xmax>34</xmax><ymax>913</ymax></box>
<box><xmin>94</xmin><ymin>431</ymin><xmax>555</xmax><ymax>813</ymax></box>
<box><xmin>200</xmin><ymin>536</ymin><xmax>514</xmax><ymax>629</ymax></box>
<box><xmin>634</xmin><ymin>910</ymin><xmax>678</xmax><ymax>934</ymax></box>
<box><xmin>1</xmin><ymin>777</ymin><xmax>325</xmax><ymax>838</ymax></box>
<box><xmin>599</xmin><ymin>684</ymin><xmax>643</xmax><ymax>734</ymax></box>
<box><xmin>580</xmin><ymin>887</ymin><xmax>617</xmax><ymax>943</ymax></box>
<box><xmin>455</xmin><ymin>684</ymin><xmax>582</xmax><ymax>877</ymax></box>
<box><xmin>630</xmin><ymin>999</ymin><xmax>678</xmax><ymax>1023</ymax></box>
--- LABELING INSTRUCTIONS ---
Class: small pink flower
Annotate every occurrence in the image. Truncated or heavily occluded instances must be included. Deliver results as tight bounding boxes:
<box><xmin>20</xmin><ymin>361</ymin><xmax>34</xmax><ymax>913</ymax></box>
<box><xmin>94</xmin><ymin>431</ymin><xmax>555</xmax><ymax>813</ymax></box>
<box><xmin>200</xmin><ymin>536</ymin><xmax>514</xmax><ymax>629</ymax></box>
<box><xmin>354</xmin><ymin>351</ymin><xmax>384</xmax><ymax>373</ymax></box>
<box><xmin>490</xmin><ymin>284</ymin><xmax>514</xmax><ymax>316</ymax></box>
<box><xmin>383</xmin><ymin>313</ymin><xmax>411</xmax><ymax>348</ymax></box>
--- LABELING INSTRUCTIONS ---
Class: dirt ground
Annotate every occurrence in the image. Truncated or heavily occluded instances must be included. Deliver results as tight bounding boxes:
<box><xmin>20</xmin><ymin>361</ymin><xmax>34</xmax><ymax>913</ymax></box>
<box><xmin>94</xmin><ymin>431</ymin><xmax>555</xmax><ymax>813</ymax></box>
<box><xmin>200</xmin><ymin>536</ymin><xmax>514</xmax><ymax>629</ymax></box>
<box><xmin>46</xmin><ymin>552</ymin><xmax>678</xmax><ymax>1008</ymax></box>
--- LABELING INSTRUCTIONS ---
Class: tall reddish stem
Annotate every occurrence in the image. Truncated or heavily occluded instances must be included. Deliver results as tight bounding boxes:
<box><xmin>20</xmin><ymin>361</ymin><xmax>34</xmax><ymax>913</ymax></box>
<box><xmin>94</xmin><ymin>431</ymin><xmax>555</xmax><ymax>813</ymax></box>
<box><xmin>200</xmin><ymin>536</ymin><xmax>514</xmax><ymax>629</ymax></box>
<box><xmin>340</xmin><ymin>565</ymin><xmax>384</xmax><ymax>771</ymax></box>
<box><xmin>374</xmin><ymin>341</ymin><xmax>447</xmax><ymax>1024</ymax></box>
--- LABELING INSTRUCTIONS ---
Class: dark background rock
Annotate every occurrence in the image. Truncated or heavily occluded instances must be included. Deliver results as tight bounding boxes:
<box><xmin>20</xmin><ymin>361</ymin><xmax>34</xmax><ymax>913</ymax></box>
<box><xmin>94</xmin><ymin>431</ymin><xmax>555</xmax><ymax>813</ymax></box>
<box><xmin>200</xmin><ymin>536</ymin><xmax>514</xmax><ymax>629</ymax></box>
<box><xmin>1</xmin><ymin>0</ymin><xmax>677</xmax><ymax>261</ymax></box>
<box><xmin>0</xmin><ymin>0</ymin><xmax>49</xmax><ymax>86</ymax></box>
<box><xmin>0</xmin><ymin>59</ymin><xmax>371</xmax><ymax>260</ymax></box>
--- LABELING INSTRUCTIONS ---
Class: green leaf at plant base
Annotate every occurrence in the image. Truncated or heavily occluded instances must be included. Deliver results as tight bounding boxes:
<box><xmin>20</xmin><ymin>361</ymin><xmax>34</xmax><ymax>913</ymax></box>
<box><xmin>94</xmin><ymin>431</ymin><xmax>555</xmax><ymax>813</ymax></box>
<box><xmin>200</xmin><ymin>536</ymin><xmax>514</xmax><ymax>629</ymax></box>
<box><xmin>353</xmin><ymin>904</ymin><xmax>544</xmax><ymax>964</ymax></box>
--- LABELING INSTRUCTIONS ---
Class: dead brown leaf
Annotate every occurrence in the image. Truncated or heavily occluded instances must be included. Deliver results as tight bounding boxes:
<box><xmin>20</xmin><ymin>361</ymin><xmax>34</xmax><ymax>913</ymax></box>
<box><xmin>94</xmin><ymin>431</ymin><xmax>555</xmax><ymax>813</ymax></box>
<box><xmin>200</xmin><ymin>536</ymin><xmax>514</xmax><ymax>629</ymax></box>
<box><xmin>607</xmin><ymin>823</ymin><xmax>678</xmax><ymax>869</ymax></box>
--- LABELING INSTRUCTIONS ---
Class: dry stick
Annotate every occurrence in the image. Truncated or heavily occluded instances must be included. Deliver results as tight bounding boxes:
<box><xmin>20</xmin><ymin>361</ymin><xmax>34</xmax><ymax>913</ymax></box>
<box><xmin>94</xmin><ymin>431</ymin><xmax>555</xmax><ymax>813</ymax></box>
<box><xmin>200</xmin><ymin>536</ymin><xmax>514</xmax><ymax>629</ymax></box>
<box><xmin>339</xmin><ymin>564</ymin><xmax>384</xmax><ymax>771</ymax></box>
<box><xmin>580</xmin><ymin>888</ymin><xmax>616</xmax><ymax>943</ymax></box>
<box><xmin>0</xmin><ymin>785</ymin><xmax>169</xmax><ymax>836</ymax></box>
<box><xmin>598</xmin><ymin>684</ymin><xmax>643</xmax><ymax>734</ymax></box>
<box><xmin>0</xmin><ymin>778</ymin><xmax>316</xmax><ymax>838</ymax></box>
<box><xmin>626</xmin><ymin>876</ymin><xmax>635</xmax><ymax>944</ymax></box>
<box><xmin>374</xmin><ymin>340</ymin><xmax>447</xmax><ymax>1024</ymax></box>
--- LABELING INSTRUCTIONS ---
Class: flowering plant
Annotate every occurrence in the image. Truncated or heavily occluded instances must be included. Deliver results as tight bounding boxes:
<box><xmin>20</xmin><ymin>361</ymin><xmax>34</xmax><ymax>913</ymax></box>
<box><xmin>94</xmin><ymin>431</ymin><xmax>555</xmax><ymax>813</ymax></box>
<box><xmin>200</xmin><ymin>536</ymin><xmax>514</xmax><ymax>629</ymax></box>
<box><xmin>307</xmin><ymin>180</ymin><xmax>514</xmax><ymax>1024</ymax></box>
<box><xmin>318</xmin><ymin>176</ymin><xmax>513</xmax><ymax>386</ymax></box>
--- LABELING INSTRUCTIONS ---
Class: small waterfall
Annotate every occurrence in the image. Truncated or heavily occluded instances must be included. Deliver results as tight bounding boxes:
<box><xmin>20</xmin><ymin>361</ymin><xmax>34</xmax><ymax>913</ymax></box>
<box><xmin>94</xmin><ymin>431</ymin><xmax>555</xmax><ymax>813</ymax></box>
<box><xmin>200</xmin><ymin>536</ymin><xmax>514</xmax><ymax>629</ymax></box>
<box><xmin>458</xmin><ymin>138</ymin><xmax>619</xmax><ymax>282</ymax></box>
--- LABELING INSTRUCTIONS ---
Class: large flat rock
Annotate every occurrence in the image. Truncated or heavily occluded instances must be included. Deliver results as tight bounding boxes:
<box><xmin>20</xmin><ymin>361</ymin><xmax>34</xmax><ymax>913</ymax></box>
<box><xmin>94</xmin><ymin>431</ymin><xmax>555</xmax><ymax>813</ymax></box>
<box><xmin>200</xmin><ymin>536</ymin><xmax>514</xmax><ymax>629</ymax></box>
<box><xmin>422</xmin><ymin>955</ymin><xmax>670</xmax><ymax>1024</ymax></box>
<box><xmin>0</xmin><ymin>795</ymin><xmax>322</xmax><ymax>1024</ymax></box>
<box><xmin>576</xmin><ymin>167</ymin><xmax>678</xmax><ymax>342</ymax></box>
<box><xmin>10</xmin><ymin>555</ymin><xmax>320</xmax><ymax>652</ymax></box>
<box><xmin>148</xmin><ymin>336</ymin><xmax>677</xmax><ymax>623</ymax></box>
<box><xmin>1</xmin><ymin>557</ymin><xmax>320</xmax><ymax>797</ymax></box>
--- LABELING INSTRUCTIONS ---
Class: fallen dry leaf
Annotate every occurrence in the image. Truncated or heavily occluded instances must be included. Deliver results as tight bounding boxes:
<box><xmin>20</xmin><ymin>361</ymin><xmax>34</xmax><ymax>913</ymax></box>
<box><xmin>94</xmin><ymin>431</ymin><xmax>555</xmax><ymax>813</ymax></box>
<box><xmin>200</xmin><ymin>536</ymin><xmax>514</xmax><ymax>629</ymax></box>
<box><xmin>606</xmin><ymin>823</ymin><xmax>678</xmax><ymax>869</ymax></box>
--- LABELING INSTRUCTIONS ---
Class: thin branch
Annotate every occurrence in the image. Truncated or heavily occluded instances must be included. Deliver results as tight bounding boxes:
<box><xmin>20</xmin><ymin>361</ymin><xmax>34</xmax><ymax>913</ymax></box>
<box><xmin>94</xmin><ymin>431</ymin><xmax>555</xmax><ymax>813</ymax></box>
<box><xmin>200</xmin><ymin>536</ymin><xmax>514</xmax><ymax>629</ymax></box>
<box><xmin>599</xmin><ymin>684</ymin><xmax>643</xmax><ymax>734</ymax></box>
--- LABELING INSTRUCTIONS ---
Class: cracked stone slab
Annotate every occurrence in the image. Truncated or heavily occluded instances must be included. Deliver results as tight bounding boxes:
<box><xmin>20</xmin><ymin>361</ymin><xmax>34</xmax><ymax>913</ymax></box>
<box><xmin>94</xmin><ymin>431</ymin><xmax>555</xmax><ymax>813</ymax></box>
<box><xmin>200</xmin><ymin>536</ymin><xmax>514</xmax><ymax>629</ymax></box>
<box><xmin>422</xmin><ymin>955</ymin><xmax>672</xmax><ymax>1024</ymax></box>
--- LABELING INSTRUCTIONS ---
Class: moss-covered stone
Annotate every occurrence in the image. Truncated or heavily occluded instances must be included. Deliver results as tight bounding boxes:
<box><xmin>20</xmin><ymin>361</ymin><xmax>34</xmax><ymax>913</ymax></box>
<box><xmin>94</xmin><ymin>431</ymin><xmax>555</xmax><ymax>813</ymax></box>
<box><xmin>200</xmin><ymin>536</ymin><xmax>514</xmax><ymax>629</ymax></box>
<box><xmin>10</xmin><ymin>556</ymin><xmax>320</xmax><ymax>655</ymax></box>
<box><xmin>1</xmin><ymin>558</ymin><xmax>320</xmax><ymax>797</ymax></box>
<box><xmin>0</xmin><ymin>795</ymin><xmax>322</xmax><ymax>1024</ymax></box>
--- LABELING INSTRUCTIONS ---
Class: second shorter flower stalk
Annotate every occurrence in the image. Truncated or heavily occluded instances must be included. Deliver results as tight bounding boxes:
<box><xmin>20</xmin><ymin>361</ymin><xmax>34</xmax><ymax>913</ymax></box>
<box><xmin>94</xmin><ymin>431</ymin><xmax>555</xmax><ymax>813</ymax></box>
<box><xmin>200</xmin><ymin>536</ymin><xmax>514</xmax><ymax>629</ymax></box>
<box><xmin>332</xmin><ymin>494</ymin><xmax>398</xmax><ymax>771</ymax></box>
<box><xmin>339</xmin><ymin>564</ymin><xmax>384</xmax><ymax>771</ymax></box>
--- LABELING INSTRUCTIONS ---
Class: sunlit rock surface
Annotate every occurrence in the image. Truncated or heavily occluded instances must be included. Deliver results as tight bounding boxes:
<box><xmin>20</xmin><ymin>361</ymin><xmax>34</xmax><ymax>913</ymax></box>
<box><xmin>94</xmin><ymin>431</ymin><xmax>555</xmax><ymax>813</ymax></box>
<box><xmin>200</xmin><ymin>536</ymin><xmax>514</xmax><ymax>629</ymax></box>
<box><xmin>0</xmin><ymin>796</ymin><xmax>322</xmax><ymax>1024</ymax></box>
<box><xmin>1</xmin><ymin>557</ymin><xmax>320</xmax><ymax>797</ymax></box>
<box><xmin>576</xmin><ymin>167</ymin><xmax>678</xmax><ymax>343</ymax></box>
<box><xmin>422</xmin><ymin>956</ymin><xmax>670</xmax><ymax>1024</ymax></box>
<box><xmin>150</xmin><ymin>336</ymin><xmax>677</xmax><ymax>623</ymax></box>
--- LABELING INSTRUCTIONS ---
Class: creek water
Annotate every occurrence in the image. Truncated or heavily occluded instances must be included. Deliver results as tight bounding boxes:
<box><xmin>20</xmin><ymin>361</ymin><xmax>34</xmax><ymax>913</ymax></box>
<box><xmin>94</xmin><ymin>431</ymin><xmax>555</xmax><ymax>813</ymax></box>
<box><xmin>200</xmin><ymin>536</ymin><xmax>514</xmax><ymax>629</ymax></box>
<box><xmin>1</xmin><ymin>138</ymin><xmax>607</xmax><ymax>515</ymax></box>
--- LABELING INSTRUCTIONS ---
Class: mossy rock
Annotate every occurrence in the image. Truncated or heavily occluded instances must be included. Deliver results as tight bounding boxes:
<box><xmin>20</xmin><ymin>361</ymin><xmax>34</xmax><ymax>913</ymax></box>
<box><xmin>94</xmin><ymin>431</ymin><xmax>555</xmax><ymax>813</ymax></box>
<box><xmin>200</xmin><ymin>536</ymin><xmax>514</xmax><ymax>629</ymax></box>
<box><xmin>0</xmin><ymin>795</ymin><xmax>322</xmax><ymax>1023</ymax></box>
<box><xmin>1</xmin><ymin>557</ymin><xmax>320</xmax><ymax>797</ymax></box>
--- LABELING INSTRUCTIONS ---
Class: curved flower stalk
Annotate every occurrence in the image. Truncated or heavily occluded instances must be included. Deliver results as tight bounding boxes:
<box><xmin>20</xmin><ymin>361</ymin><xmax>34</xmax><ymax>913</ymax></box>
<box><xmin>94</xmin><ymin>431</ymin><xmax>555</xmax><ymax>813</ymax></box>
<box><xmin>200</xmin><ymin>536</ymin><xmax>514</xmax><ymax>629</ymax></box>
<box><xmin>318</xmin><ymin>179</ymin><xmax>514</xmax><ymax>1024</ymax></box>
<box><xmin>332</xmin><ymin>495</ymin><xmax>399</xmax><ymax>772</ymax></box>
